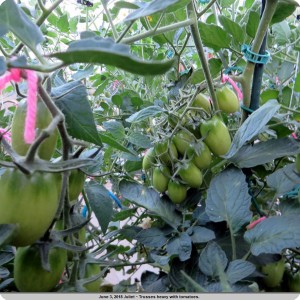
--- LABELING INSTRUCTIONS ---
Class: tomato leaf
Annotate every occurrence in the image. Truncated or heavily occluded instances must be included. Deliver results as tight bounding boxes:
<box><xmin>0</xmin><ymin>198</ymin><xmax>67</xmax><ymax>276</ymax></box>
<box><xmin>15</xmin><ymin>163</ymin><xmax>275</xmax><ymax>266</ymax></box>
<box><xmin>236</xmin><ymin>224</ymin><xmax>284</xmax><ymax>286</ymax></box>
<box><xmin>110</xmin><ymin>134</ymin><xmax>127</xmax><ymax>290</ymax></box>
<box><xmin>229</xmin><ymin>137</ymin><xmax>300</xmax><ymax>168</ymax></box>
<box><xmin>244</xmin><ymin>215</ymin><xmax>300</xmax><ymax>255</ymax></box>
<box><xmin>127</xmin><ymin>132</ymin><xmax>152</xmax><ymax>149</ymax></box>
<box><xmin>166</xmin><ymin>232</ymin><xmax>192</xmax><ymax>261</ymax></box>
<box><xmin>219</xmin><ymin>16</ymin><xmax>245</xmax><ymax>44</ymax></box>
<box><xmin>102</xmin><ymin>121</ymin><xmax>125</xmax><ymax>141</ymax></box>
<box><xmin>52</xmin><ymin>81</ymin><xmax>101</xmax><ymax>146</ymax></box>
<box><xmin>126</xmin><ymin>106</ymin><xmax>166</xmax><ymax>123</ymax></box>
<box><xmin>271</xmin><ymin>0</ymin><xmax>299</xmax><ymax>25</ymax></box>
<box><xmin>0</xmin><ymin>0</ymin><xmax>44</xmax><ymax>49</ymax></box>
<box><xmin>136</xmin><ymin>228</ymin><xmax>168</xmax><ymax>248</ymax></box>
<box><xmin>198</xmin><ymin>242</ymin><xmax>228</xmax><ymax>277</ymax></box>
<box><xmin>124</xmin><ymin>0</ymin><xmax>191</xmax><ymax>21</ymax></box>
<box><xmin>266</xmin><ymin>163</ymin><xmax>300</xmax><ymax>196</ymax></box>
<box><xmin>85</xmin><ymin>181</ymin><xmax>114</xmax><ymax>234</ymax></box>
<box><xmin>226</xmin><ymin>260</ymin><xmax>256</xmax><ymax>284</ymax></box>
<box><xmin>246</xmin><ymin>10</ymin><xmax>260</xmax><ymax>38</ymax></box>
<box><xmin>0</xmin><ymin>224</ymin><xmax>18</xmax><ymax>247</ymax></box>
<box><xmin>187</xmin><ymin>226</ymin><xmax>215</xmax><ymax>244</ymax></box>
<box><xmin>224</xmin><ymin>100</ymin><xmax>281</xmax><ymax>159</ymax></box>
<box><xmin>50</xmin><ymin>37</ymin><xmax>175</xmax><ymax>76</ymax></box>
<box><xmin>99</xmin><ymin>133</ymin><xmax>137</xmax><ymax>155</ymax></box>
<box><xmin>205</xmin><ymin>168</ymin><xmax>252</xmax><ymax>234</ymax></box>
<box><xmin>198</xmin><ymin>22</ymin><xmax>231</xmax><ymax>51</ymax></box>
<box><xmin>294</xmin><ymin>72</ymin><xmax>300</xmax><ymax>93</ymax></box>
<box><xmin>119</xmin><ymin>180</ymin><xmax>181</xmax><ymax>229</ymax></box>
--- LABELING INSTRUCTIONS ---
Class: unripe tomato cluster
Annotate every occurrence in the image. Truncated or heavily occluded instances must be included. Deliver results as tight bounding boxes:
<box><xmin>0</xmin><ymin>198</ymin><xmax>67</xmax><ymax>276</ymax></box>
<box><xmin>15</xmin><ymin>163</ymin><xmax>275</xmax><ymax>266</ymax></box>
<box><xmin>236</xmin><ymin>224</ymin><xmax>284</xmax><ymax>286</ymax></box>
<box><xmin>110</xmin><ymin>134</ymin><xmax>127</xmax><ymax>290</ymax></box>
<box><xmin>143</xmin><ymin>92</ymin><xmax>232</xmax><ymax>204</ymax></box>
<box><xmin>0</xmin><ymin>99</ymin><xmax>91</xmax><ymax>292</ymax></box>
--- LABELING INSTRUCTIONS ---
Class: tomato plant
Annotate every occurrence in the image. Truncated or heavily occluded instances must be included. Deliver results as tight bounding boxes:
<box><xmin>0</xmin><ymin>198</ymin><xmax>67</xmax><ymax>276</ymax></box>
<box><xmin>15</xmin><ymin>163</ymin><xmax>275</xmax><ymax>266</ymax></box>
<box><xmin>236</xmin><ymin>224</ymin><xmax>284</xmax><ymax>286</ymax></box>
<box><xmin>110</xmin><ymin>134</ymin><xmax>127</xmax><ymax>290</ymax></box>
<box><xmin>0</xmin><ymin>0</ymin><xmax>300</xmax><ymax>294</ymax></box>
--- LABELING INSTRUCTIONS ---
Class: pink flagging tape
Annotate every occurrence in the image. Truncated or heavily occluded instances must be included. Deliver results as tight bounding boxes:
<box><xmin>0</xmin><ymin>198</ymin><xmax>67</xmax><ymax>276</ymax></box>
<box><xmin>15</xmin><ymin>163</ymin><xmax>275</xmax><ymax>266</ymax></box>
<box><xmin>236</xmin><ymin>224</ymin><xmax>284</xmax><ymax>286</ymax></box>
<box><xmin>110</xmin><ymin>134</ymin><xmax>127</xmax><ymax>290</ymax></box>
<box><xmin>222</xmin><ymin>74</ymin><xmax>243</xmax><ymax>101</ymax></box>
<box><xmin>24</xmin><ymin>70</ymin><xmax>38</xmax><ymax>144</ymax></box>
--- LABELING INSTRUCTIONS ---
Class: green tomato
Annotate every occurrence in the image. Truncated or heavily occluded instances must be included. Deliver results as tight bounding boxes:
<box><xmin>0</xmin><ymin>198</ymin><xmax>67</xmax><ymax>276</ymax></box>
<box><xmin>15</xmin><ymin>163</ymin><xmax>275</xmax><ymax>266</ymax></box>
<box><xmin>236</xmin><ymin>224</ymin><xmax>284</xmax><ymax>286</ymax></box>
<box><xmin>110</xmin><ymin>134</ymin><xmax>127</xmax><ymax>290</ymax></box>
<box><xmin>192</xmin><ymin>93</ymin><xmax>211</xmax><ymax>114</ymax></box>
<box><xmin>0</xmin><ymin>168</ymin><xmax>61</xmax><ymax>246</ymax></box>
<box><xmin>188</xmin><ymin>142</ymin><xmax>212</xmax><ymax>169</ymax></box>
<box><xmin>168</xmin><ymin>110</ymin><xmax>187</xmax><ymax>128</ymax></box>
<box><xmin>261</xmin><ymin>258</ymin><xmax>285</xmax><ymax>288</ymax></box>
<box><xmin>11</xmin><ymin>99</ymin><xmax>58</xmax><ymax>160</ymax></box>
<box><xmin>142</xmin><ymin>147</ymin><xmax>156</xmax><ymax>170</ymax></box>
<box><xmin>14</xmin><ymin>245</ymin><xmax>67</xmax><ymax>292</ymax></box>
<box><xmin>154</xmin><ymin>141</ymin><xmax>178</xmax><ymax>166</ymax></box>
<box><xmin>200</xmin><ymin>115</ymin><xmax>231</xmax><ymax>156</ymax></box>
<box><xmin>178</xmin><ymin>162</ymin><xmax>203</xmax><ymax>188</ymax></box>
<box><xmin>167</xmin><ymin>180</ymin><xmax>187</xmax><ymax>204</ymax></box>
<box><xmin>296</xmin><ymin>153</ymin><xmax>300</xmax><ymax>174</ymax></box>
<box><xmin>84</xmin><ymin>263</ymin><xmax>103</xmax><ymax>292</ymax></box>
<box><xmin>287</xmin><ymin>271</ymin><xmax>300</xmax><ymax>292</ymax></box>
<box><xmin>69</xmin><ymin>169</ymin><xmax>85</xmax><ymax>201</ymax></box>
<box><xmin>216</xmin><ymin>86</ymin><xmax>239</xmax><ymax>114</ymax></box>
<box><xmin>172</xmin><ymin>130</ymin><xmax>194</xmax><ymax>155</ymax></box>
<box><xmin>152</xmin><ymin>166</ymin><xmax>171</xmax><ymax>193</ymax></box>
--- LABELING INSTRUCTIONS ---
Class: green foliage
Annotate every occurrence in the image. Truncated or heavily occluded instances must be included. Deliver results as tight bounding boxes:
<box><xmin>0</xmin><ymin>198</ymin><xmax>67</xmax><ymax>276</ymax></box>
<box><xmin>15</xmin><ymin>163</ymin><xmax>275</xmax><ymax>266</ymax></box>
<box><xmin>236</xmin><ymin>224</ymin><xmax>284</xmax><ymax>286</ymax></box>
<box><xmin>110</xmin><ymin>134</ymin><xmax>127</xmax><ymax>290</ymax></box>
<box><xmin>0</xmin><ymin>0</ymin><xmax>300</xmax><ymax>293</ymax></box>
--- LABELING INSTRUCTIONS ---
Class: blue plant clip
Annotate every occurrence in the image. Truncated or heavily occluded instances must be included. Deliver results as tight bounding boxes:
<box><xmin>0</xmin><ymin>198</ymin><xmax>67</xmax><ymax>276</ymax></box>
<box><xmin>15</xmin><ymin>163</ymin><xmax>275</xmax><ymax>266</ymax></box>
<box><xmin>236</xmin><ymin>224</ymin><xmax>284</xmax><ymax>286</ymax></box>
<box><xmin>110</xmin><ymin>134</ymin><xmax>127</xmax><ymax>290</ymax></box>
<box><xmin>241</xmin><ymin>44</ymin><xmax>270</xmax><ymax>65</ymax></box>
<box><xmin>224</xmin><ymin>66</ymin><xmax>244</xmax><ymax>75</ymax></box>
<box><xmin>198</xmin><ymin>0</ymin><xmax>209</xmax><ymax>3</ymax></box>
<box><xmin>108</xmin><ymin>191</ymin><xmax>122</xmax><ymax>209</ymax></box>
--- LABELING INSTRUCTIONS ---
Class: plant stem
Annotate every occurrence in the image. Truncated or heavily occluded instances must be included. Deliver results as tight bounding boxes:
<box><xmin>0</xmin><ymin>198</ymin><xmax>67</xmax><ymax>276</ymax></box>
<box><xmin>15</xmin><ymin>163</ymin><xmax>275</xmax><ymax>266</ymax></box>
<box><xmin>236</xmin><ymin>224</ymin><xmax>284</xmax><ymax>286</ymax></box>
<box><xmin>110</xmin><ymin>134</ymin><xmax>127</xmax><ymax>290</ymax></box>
<box><xmin>187</xmin><ymin>2</ymin><xmax>220</xmax><ymax>113</ymax></box>
<box><xmin>241</xmin><ymin>0</ymin><xmax>279</xmax><ymax>122</ymax></box>
<box><xmin>38</xmin><ymin>83</ymin><xmax>72</xmax><ymax>160</ymax></box>
<box><xmin>101</xmin><ymin>0</ymin><xmax>118</xmax><ymax>40</ymax></box>
<box><xmin>122</xmin><ymin>19</ymin><xmax>195</xmax><ymax>44</ymax></box>
<box><xmin>229</xmin><ymin>225</ymin><xmax>237</xmax><ymax>260</ymax></box>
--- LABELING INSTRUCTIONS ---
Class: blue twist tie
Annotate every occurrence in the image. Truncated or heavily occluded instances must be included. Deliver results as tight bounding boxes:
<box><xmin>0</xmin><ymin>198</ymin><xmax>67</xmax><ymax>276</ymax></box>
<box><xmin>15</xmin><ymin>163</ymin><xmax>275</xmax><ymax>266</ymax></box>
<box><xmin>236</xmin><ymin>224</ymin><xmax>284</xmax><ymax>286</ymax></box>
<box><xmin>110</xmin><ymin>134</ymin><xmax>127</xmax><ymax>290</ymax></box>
<box><xmin>81</xmin><ymin>205</ymin><xmax>88</xmax><ymax>219</ymax></box>
<box><xmin>241</xmin><ymin>44</ymin><xmax>270</xmax><ymax>65</ymax></box>
<box><xmin>166</xmin><ymin>50</ymin><xmax>174</xmax><ymax>59</ymax></box>
<box><xmin>108</xmin><ymin>191</ymin><xmax>122</xmax><ymax>209</ymax></box>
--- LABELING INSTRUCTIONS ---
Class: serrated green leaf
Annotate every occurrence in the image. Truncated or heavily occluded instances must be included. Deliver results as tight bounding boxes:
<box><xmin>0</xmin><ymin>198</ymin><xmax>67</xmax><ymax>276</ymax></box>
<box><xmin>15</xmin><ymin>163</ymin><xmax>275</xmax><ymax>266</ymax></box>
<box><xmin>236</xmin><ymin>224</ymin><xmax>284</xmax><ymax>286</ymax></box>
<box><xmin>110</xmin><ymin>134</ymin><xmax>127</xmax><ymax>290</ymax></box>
<box><xmin>57</xmin><ymin>14</ymin><xmax>69</xmax><ymax>33</ymax></box>
<box><xmin>246</xmin><ymin>10</ymin><xmax>260</xmax><ymax>38</ymax></box>
<box><xmin>119</xmin><ymin>180</ymin><xmax>181</xmax><ymax>229</ymax></box>
<box><xmin>271</xmin><ymin>0</ymin><xmax>299</xmax><ymax>25</ymax></box>
<box><xmin>266</xmin><ymin>163</ymin><xmax>300</xmax><ymax>196</ymax></box>
<box><xmin>226</xmin><ymin>260</ymin><xmax>256</xmax><ymax>284</ymax></box>
<box><xmin>102</xmin><ymin>121</ymin><xmax>125</xmax><ymax>140</ymax></box>
<box><xmin>126</xmin><ymin>106</ymin><xmax>166</xmax><ymax>123</ymax></box>
<box><xmin>85</xmin><ymin>181</ymin><xmax>114</xmax><ymax>234</ymax></box>
<box><xmin>125</xmin><ymin>0</ymin><xmax>191</xmax><ymax>22</ymax></box>
<box><xmin>219</xmin><ymin>15</ymin><xmax>245</xmax><ymax>44</ymax></box>
<box><xmin>224</xmin><ymin>100</ymin><xmax>281</xmax><ymax>159</ymax></box>
<box><xmin>136</xmin><ymin>228</ymin><xmax>168</xmax><ymax>248</ymax></box>
<box><xmin>198</xmin><ymin>242</ymin><xmax>228</xmax><ymax>277</ymax></box>
<box><xmin>272</xmin><ymin>21</ymin><xmax>291</xmax><ymax>45</ymax></box>
<box><xmin>127</xmin><ymin>132</ymin><xmax>152</xmax><ymax>149</ymax></box>
<box><xmin>206</xmin><ymin>168</ymin><xmax>252</xmax><ymax>234</ymax></box>
<box><xmin>99</xmin><ymin>133</ymin><xmax>136</xmax><ymax>155</ymax></box>
<box><xmin>52</xmin><ymin>81</ymin><xmax>101</xmax><ymax>146</ymax></box>
<box><xmin>0</xmin><ymin>0</ymin><xmax>44</xmax><ymax>49</ymax></box>
<box><xmin>199</xmin><ymin>22</ymin><xmax>231</xmax><ymax>51</ymax></box>
<box><xmin>50</xmin><ymin>37</ymin><xmax>175</xmax><ymax>76</ymax></box>
<box><xmin>244</xmin><ymin>215</ymin><xmax>300</xmax><ymax>255</ymax></box>
<box><xmin>166</xmin><ymin>233</ymin><xmax>192</xmax><ymax>261</ymax></box>
<box><xmin>188</xmin><ymin>226</ymin><xmax>215</xmax><ymax>244</ymax></box>
<box><xmin>229</xmin><ymin>138</ymin><xmax>300</xmax><ymax>169</ymax></box>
